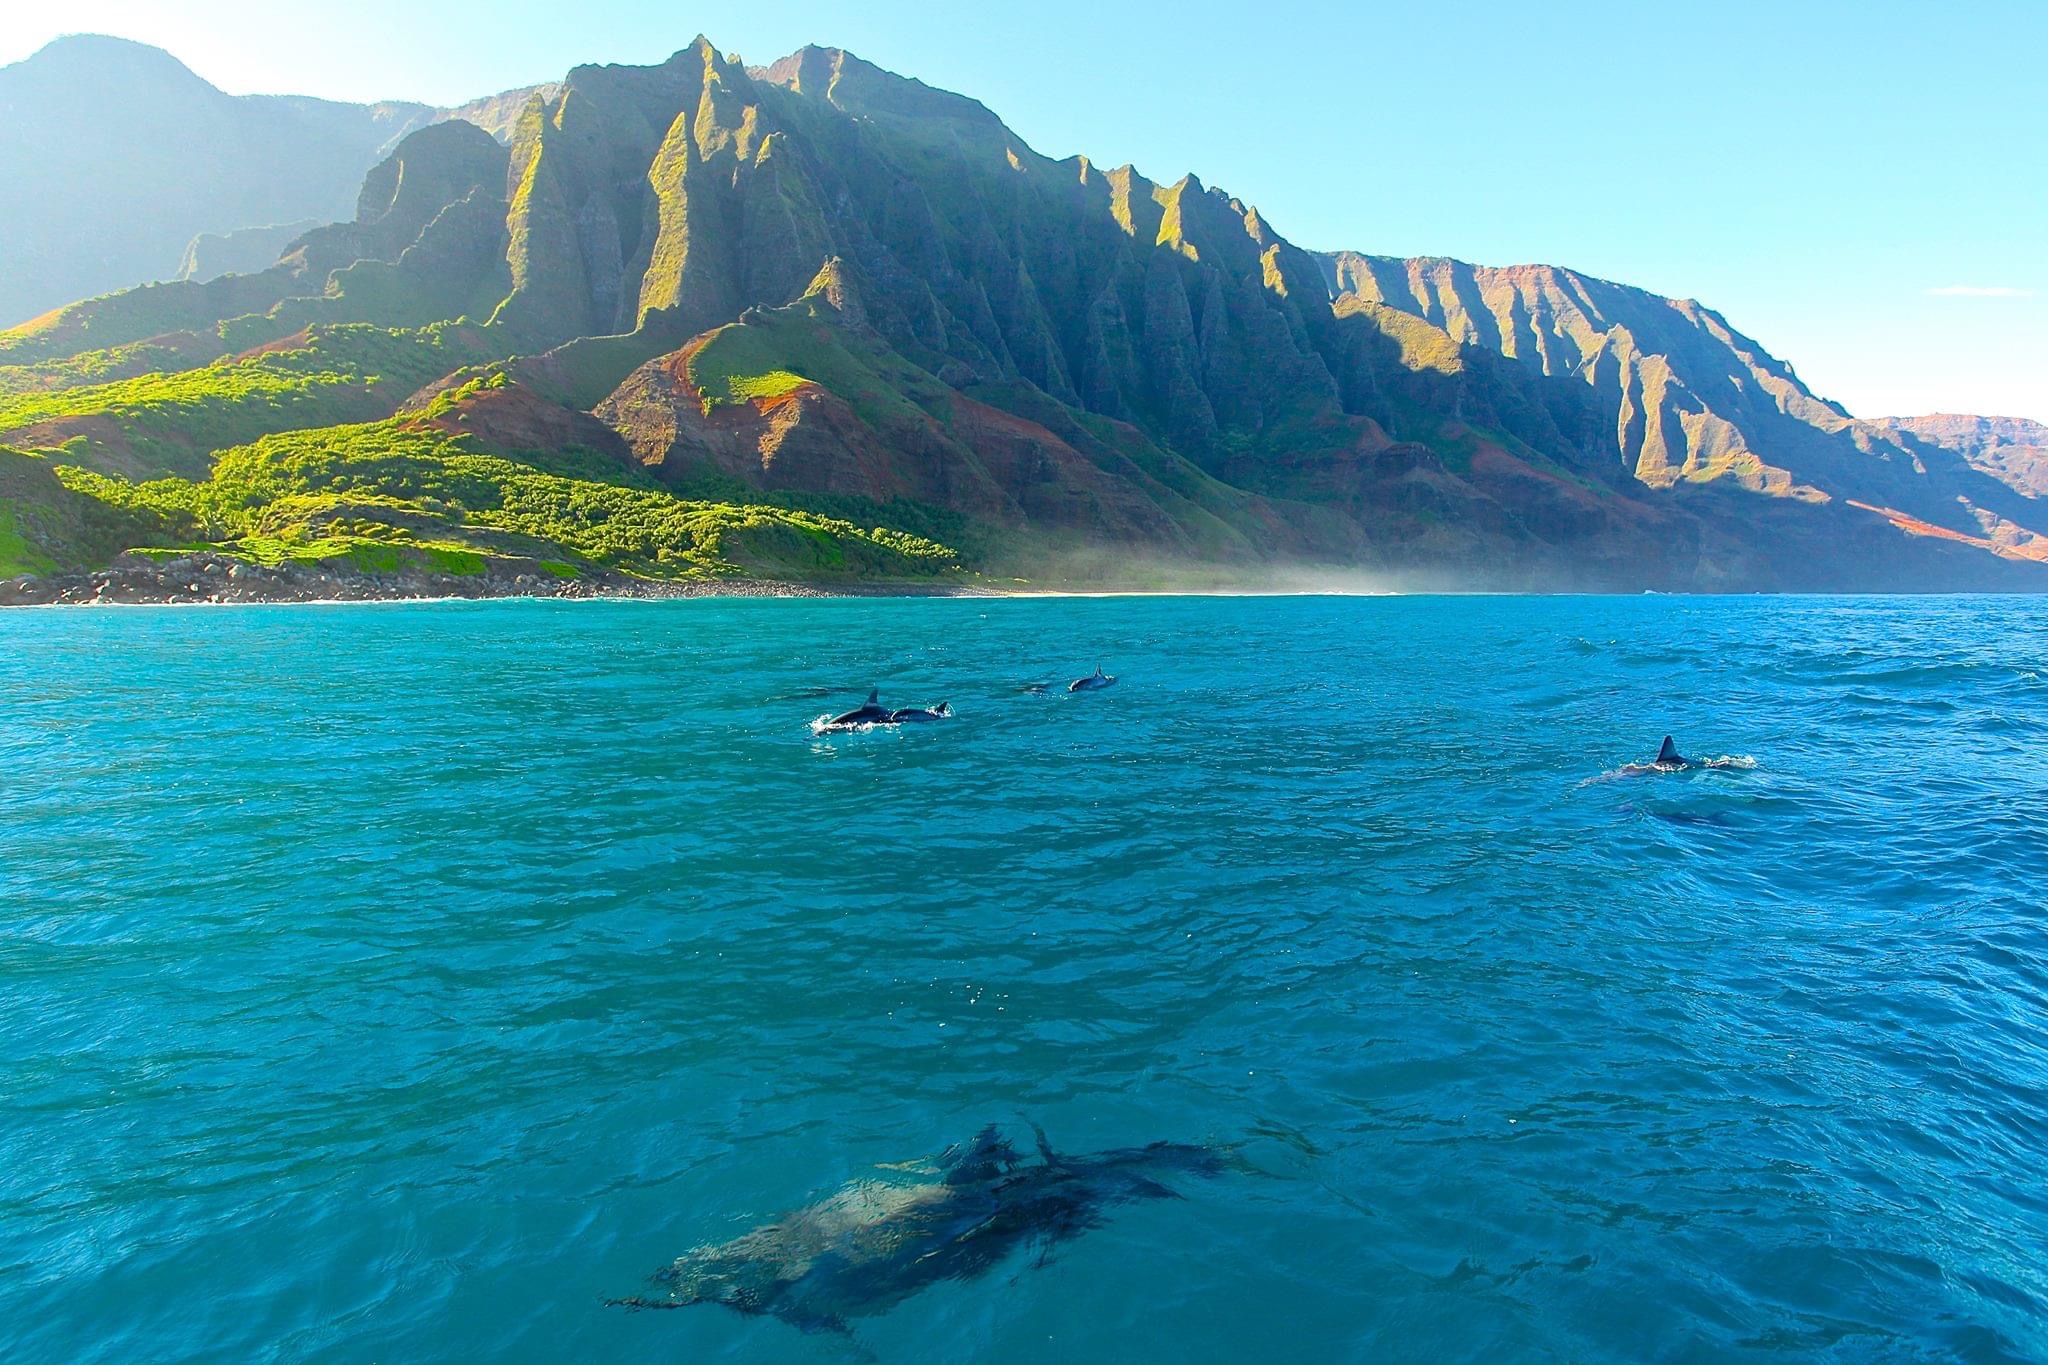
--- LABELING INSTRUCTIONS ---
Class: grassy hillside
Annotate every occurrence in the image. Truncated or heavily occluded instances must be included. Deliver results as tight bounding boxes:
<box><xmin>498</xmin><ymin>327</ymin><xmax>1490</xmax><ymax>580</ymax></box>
<box><xmin>0</xmin><ymin>324</ymin><xmax>500</xmax><ymax>478</ymax></box>
<box><xmin>685</xmin><ymin>298</ymin><xmax>957</xmax><ymax>427</ymax></box>
<box><xmin>0</xmin><ymin>445</ymin><xmax>171</xmax><ymax>576</ymax></box>
<box><xmin>37</xmin><ymin>388</ymin><xmax>960</xmax><ymax>584</ymax></box>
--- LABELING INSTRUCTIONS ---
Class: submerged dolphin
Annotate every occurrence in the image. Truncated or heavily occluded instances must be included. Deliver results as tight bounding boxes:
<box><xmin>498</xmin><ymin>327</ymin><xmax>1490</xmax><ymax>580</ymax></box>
<box><xmin>1069</xmin><ymin>667</ymin><xmax>1116</xmax><ymax>693</ymax></box>
<box><xmin>610</xmin><ymin>1126</ymin><xmax>1222</xmax><ymax>1335</ymax></box>
<box><xmin>888</xmin><ymin>702</ymin><xmax>952</xmax><ymax>723</ymax></box>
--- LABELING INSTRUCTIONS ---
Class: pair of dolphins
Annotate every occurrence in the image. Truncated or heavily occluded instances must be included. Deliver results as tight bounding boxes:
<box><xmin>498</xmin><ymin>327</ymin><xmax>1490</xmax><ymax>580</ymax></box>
<box><xmin>820</xmin><ymin>690</ymin><xmax>953</xmax><ymax>731</ymax></box>
<box><xmin>818</xmin><ymin>668</ymin><xmax>1117</xmax><ymax>731</ymax></box>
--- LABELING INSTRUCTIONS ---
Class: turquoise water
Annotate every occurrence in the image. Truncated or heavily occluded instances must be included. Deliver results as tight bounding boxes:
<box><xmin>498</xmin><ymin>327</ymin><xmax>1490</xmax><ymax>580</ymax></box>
<box><xmin>4</xmin><ymin>595</ymin><xmax>2047</xmax><ymax>1362</ymax></box>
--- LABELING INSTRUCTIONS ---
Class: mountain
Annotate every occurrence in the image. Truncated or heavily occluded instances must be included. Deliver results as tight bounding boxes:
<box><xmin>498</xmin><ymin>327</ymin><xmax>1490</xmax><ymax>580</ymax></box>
<box><xmin>1319</xmin><ymin>254</ymin><xmax>2048</xmax><ymax>572</ymax></box>
<box><xmin>0</xmin><ymin>37</ymin><xmax>2041</xmax><ymax>596</ymax></box>
<box><xmin>0</xmin><ymin>35</ymin><xmax>555</xmax><ymax>327</ymax></box>
<box><xmin>175</xmin><ymin>222</ymin><xmax>325</xmax><ymax>284</ymax></box>
<box><xmin>1873</xmin><ymin>415</ymin><xmax>2048</xmax><ymax>499</ymax></box>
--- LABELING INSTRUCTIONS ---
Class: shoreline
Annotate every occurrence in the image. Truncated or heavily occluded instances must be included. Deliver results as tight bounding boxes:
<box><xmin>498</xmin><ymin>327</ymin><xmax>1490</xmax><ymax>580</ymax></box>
<box><xmin>8</xmin><ymin>554</ymin><xmax>2045</xmax><ymax>608</ymax></box>
<box><xmin>0</xmin><ymin>552</ymin><xmax>1010</xmax><ymax>609</ymax></box>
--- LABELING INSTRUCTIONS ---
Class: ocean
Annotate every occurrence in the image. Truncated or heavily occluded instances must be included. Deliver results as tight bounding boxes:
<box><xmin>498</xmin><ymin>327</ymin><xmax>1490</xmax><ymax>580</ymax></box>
<box><xmin>3</xmin><ymin>594</ymin><xmax>2045</xmax><ymax>1362</ymax></box>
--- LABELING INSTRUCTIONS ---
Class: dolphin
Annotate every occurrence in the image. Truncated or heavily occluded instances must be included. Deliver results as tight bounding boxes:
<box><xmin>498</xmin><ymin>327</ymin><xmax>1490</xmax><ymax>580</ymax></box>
<box><xmin>817</xmin><ymin>689</ymin><xmax>894</xmax><ymax>731</ymax></box>
<box><xmin>1068</xmin><ymin>666</ymin><xmax>1116</xmax><ymax>693</ymax></box>
<box><xmin>1584</xmin><ymin>736</ymin><xmax>1755</xmax><ymax>785</ymax></box>
<box><xmin>1638</xmin><ymin>736</ymin><xmax>1755</xmax><ymax>774</ymax></box>
<box><xmin>610</xmin><ymin>1125</ymin><xmax>1223</xmax><ymax>1336</ymax></box>
<box><xmin>887</xmin><ymin>702</ymin><xmax>952</xmax><ymax>724</ymax></box>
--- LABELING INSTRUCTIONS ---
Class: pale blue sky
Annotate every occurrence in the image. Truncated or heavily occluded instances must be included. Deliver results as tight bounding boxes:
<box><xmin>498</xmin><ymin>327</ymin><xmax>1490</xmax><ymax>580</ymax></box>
<box><xmin>7</xmin><ymin>0</ymin><xmax>2042</xmax><ymax>421</ymax></box>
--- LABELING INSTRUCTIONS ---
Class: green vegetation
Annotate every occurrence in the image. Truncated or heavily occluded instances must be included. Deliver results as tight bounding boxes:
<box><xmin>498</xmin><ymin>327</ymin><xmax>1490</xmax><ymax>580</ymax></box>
<box><xmin>0</xmin><ymin>324</ymin><xmax>499</xmax><ymax>478</ymax></box>
<box><xmin>0</xmin><ymin>359</ymin><xmax>369</xmax><ymax>457</ymax></box>
<box><xmin>0</xmin><ymin>445</ymin><xmax>172</xmax><ymax>576</ymax></box>
<box><xmin>47</xmin><ymin>418</ymin><xmax>960</xmax><ymax>582</ymax></box>
<box><xmin>0</xmin><ymin>272</ymin><xmax>303</xmax><ymax>369</ymax></box>
<box><xmin>662</xmin><ymin>464</ymin><xmax>995</xmax><ymax>561</ymax></box>
<box><xmin>416</xmin><ymin>369</ymin><xmax>512</xmax><ymax>419</ymax></box>
<box><xmin>0</xmin><ymin>333</ymin><xmax>232</xmax><ymax>402</ymax></box>
<box><xmin>508</xmin><ymin>320</ymin><xmax>690</xmax><ymax>411</ymax></box>
<box><xmin>727</xmin><ymin>369</ymin><xmax>810</xmax><ymax>403</ymax></box>
<box><xmin>0</xmin><ymin>506</ymin><xmax>53</xmax><ymax>577</ymax></box>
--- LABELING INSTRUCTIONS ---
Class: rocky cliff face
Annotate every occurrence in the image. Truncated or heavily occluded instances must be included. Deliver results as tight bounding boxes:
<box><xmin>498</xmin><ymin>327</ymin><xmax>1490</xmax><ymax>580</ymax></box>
<box><xmin>480</xmin><ymin>40</ymin><xmax>1356</xmax><ymax>434</ymax></box>
<box><xmin>1320</xmin><ymin>254</ymin><xmax>1842</xmax><ymax>494</ymax></box>
<box><xmin>591</xmin><ymin>260</ymin><xmax>1332</xmax><ymax>561</ymax></box>
<box><xmin>1324</xmin><ymin>253</ymin><xmax>2048</xmax><ymax>571</ymax></box>
<box><xmin>416</xmin><ymin>42</ymin><xmax>1709</xmax><ymax>578</ymax></box>
<box><xmin>1875</xmin><ymin>415</ymin><xmax>2048</xmax><ymax>500</ymax></box>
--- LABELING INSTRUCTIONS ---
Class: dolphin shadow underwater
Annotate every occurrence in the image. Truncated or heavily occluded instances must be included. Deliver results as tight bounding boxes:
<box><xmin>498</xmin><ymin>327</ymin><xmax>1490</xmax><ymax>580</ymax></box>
<box><xmin>609</xmin><ymin>1126</ymin><xmax>1225</xmax><ymax>1336</ymax></box>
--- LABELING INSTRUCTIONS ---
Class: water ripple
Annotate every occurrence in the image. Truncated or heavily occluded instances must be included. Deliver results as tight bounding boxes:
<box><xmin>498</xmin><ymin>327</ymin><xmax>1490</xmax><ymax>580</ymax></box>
<box><xmin>2</xmin><ymin>595</ymin><xmax>2046</xmax><ymax>1361</ymax></box>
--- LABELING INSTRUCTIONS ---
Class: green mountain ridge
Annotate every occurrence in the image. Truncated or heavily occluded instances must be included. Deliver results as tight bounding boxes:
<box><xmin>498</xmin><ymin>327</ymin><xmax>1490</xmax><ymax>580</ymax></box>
<box><xmin>1</xmin><ymin>37</ymin><xmax>2041</xmax><ymax>593</ymax></box>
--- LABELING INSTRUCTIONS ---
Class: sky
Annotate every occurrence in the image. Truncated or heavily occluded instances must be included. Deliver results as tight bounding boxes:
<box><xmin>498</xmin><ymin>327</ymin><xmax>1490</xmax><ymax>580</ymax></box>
<box><xmin>5</xmin><ymin>0</ymin><xmax>2042</xmax><ymax>421</ymax></box>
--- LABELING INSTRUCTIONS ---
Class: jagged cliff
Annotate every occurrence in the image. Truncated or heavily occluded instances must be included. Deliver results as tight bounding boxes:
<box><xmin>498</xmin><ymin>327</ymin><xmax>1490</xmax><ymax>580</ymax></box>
<box><xmin>1323</xmin><ymin>253</ymin><xmax>2048</xmax><ymax>569</ymax></box>
<box><xmin>1</xmin><ymin>37</ymin><xmax>2040</xmax><ymax>593</ymax></box>
<box><xmin>1875</xmin><ymin>415</ymin><xmax>2048</xmax><ymax>499</ymax></box>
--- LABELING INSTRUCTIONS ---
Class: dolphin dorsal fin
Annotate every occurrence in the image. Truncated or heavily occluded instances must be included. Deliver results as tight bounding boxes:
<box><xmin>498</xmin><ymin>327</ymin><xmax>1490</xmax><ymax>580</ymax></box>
<box><xmin>867</xmin><ymin>689</ymin><xmax>879</xmax><ymax>705</ymax></box>
<box><xmin>1657</xmin><ymin>736</ymin><xmax>1681</xmax><ymax>764</ymax></box>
